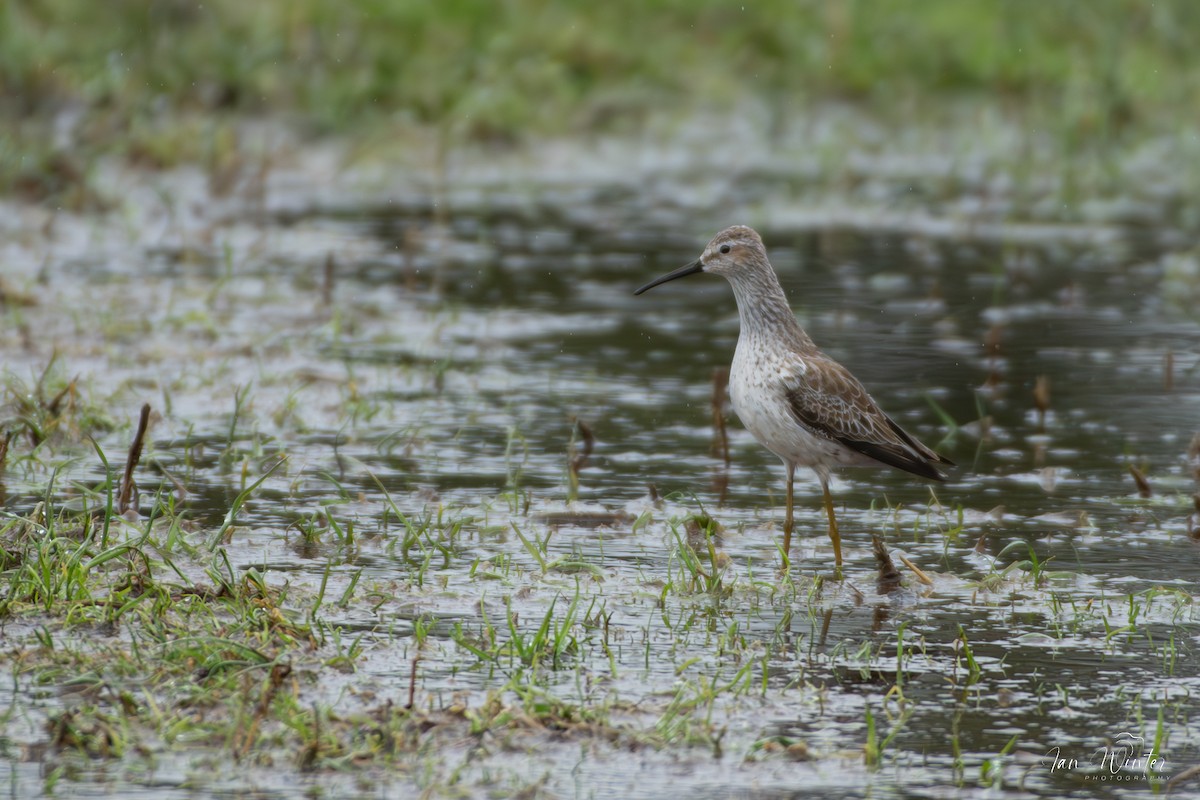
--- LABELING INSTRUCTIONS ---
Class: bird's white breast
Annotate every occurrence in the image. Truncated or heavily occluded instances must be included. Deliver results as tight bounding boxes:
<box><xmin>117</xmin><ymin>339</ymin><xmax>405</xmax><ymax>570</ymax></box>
<box><xmin>729</xmin><ymin>333</ymin><xmax>876</xmax><ymax>473</ymax></box>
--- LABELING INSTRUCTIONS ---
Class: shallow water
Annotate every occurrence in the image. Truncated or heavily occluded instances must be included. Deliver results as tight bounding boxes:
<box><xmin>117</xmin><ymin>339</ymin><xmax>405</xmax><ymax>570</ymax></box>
<box><xmin>1</xmin><ymin>139</ymin><xmax>1199</xmax><ymax>798</ymax></box>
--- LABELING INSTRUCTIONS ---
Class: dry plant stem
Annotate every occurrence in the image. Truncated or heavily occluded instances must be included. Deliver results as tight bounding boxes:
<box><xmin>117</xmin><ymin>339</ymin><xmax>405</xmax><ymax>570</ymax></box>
<box><xmin>711</xmin><ymin>367</ymin><xmax>730</xmax><ymax>465</ymax></box>
<box><xmin>823</xmin><ymin>481</ymin><xmax>843</xmax><ymax>570</ymax></box>
<box><xmin>407</xmin><ymin>654</ymin><xmax>420</xmax><ymax>710</ymax></box>
<box><xmin>576</xmin><ymin>419</ymin><xmax>595</xmax><ymax>467</ymax></box>
<box><xmin>235</xmin><ymin>663</ymin><xmax>293</xmax><ymax>761</ymax></box>
<box><xmin>873</xmin><ymin>534</ymin><xmax>902</xmax><ymax>591</ymax></box>
<box><xmin>322</xmin><ymin>253</ymin><xmax>335</xmax><ymax>308</ymax></box>
<box><xmin>567</xmin><ymin>418</ymin><xmax>595</xmax><ymax>502</ymax></box>
<box><xmin>782</xmin><ymin>465</ymin><xmax>794</xmax><ymax>570</ymax></box>
<box><xmin>1033</xmin><ymin>375</ymin><xmax>1050</xmax><ymax>429</ymax></box>
<box><xmin>1128</xmin><ymin>464</ymin><xmax>1152</xmax><ymax>498</ymax></box>
<box><xmin>118</xmin><ymin>403</ymin><xmax>151</xmax><ymax>515</ymax></box>
<box><xmin>46</xmin><ymin>380</ymin><xmax>75</xmax><ymax>416</ymax></box>
<box><xmin>898</xmin><ymin>554</ymin><xmax>934</xmax><ymax>586</ymax></box>
<box><xmin>569</xmin><ymin>418</ymin><xmax>594</xmax><ymax>474</ymax></box>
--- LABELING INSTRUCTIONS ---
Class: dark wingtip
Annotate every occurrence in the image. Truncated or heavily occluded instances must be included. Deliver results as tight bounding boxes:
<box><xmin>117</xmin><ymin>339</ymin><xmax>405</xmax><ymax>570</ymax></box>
<box><xmin>844</xmin><ymin>440</ymin><xmax>952</xmax><ymax>482</ymax></box>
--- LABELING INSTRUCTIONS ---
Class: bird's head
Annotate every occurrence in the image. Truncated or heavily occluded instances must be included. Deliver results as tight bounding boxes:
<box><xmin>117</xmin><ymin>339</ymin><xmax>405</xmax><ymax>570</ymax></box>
<box><xmin>634</xmin><ymin>225</ymin><xmax>767</xmax><ymax>295</ymax></box>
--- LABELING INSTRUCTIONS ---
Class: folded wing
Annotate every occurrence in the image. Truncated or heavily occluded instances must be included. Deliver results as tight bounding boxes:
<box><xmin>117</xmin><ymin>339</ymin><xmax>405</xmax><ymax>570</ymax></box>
<box><xmin>785</xmin><ymin>356</ymin><xmax>953</xmax><ymax>481</ymax></box>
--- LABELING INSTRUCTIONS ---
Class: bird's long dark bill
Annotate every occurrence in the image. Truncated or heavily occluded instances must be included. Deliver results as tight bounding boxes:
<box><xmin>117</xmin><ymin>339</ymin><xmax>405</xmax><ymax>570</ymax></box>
<box><xmin>634</xmin><ymin>259</ymin><xmax>704</xmax><ymax>295</ymax></box>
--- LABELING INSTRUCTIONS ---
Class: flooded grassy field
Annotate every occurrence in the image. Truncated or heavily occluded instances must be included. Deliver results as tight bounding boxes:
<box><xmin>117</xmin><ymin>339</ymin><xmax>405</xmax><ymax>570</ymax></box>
<box><xmin>2</xmin><ymin>126</ymin><xmax>1200</xmax><ymax>798</ymax></box>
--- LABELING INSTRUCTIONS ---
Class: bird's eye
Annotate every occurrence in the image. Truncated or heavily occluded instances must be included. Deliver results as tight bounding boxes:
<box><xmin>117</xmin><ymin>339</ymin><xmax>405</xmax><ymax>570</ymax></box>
<box><xmin>719</xmin><ymin>244</ymin><xmax>731</xmax><ymax>254</ymax></box>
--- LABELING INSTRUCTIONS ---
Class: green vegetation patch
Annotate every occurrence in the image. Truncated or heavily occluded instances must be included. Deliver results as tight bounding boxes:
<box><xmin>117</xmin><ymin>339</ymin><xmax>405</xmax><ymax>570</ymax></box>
<box><xmin>5</xmin><ymin>0</ymin><xmax>1200</xmax><ymax>199</ymax></box>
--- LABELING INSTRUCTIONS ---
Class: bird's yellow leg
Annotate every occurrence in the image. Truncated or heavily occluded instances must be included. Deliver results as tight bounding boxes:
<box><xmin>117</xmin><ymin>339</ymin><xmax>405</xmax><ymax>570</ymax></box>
<box><xmin>782</xmin><ymin>466</ymin><xmax>794</xmax><ymax>571</ymax></box>
<box><xmin>822</xmin><ymin>481</ymin><xmax>843</xmax><ymax>574</ymax></box>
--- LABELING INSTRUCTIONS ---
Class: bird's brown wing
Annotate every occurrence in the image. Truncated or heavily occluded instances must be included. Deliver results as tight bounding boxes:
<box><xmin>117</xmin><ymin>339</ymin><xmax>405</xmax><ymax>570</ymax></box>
<box><xmin>784</xmin><ymin>356</ymin><xmax>953</xmax><ymax>481</ymax></box>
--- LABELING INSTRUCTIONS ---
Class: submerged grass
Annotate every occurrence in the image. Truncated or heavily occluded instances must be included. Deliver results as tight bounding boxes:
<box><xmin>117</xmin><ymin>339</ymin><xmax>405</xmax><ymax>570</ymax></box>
<box><xmin>2</xmin><ymin>403</ymin><xmax>1197</xmax><ymax>795</ymax></box>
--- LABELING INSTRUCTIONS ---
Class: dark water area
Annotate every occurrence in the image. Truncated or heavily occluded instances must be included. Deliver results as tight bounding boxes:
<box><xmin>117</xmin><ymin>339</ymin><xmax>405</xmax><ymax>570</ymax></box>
<box><xmin>2</xmin><ymin>150</ymin><xmax>1199</xmax><ymax>797</ymax></box>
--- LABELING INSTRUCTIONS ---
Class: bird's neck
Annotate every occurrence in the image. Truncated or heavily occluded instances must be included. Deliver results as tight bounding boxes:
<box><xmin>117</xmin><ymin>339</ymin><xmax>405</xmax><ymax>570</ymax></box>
<box><xmin>728</xmin><ymin>269</ymin><xmax>815</xmax><ymax>349</ymax></box>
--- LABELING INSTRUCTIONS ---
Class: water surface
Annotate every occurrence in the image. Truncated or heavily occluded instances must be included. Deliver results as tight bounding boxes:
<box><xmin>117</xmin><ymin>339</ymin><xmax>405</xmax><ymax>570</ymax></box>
<box><xmin>1</xmin><ymin>140</ymin><xmax>1198</xmax><ymax>798</ymax></box>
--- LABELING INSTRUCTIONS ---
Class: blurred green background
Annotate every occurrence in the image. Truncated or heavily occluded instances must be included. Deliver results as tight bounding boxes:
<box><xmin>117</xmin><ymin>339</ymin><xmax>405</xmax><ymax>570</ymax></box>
<box><xmin>4</xmin><ymin>0</ymin><xmax>1199</xmax><ymax>198</ymax></box>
